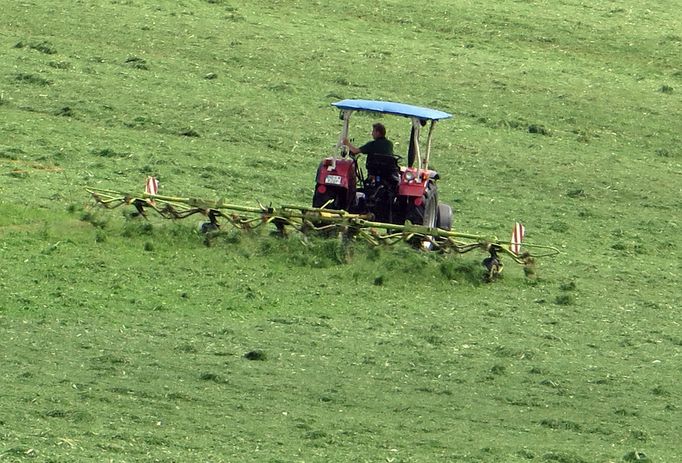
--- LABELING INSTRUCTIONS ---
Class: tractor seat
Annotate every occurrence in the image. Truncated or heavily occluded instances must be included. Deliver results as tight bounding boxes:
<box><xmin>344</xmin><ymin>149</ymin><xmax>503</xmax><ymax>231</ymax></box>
<box><xmin>366</xmin><ymin>153</ymin><xmax>400</xmax><ymax>182</ymax></box>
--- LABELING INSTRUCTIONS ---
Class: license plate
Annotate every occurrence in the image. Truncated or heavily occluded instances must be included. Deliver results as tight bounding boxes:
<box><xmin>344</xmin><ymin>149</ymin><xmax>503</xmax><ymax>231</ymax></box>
<box><xmin>325</xmin><ymin>175</ymin><xmax>343</xmax><ymax>185</ymax></box>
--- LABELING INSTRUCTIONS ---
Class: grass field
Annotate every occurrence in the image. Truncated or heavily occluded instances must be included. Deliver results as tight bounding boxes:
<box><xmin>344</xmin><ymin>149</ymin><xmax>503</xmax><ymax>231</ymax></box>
<box><xmin>1</xmin><ymin>1</ymin><xmax>680</xmax><ymax>462</ymax></box>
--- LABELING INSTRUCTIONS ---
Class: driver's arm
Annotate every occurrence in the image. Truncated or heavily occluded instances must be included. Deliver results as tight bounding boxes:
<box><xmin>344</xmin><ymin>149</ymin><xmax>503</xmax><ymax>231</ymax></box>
<box><xmin>342</xmin><ymin>138</ymin><xmax>362</xmax><ymax>155</ymax></box>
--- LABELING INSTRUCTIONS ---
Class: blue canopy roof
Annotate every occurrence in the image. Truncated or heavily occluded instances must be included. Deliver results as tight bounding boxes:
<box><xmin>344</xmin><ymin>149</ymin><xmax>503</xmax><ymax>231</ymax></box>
<box><xmin>332</xmin><ymin>99</ymin><xmax>452</xmax><ymax>121</ymax></box>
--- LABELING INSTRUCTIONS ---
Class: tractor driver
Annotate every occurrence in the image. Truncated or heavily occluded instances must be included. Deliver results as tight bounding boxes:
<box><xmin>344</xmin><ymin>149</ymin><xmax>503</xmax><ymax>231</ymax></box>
<box><xmin>342</xmin><ymin>122</ymin><xmax>394</xmax><ymax>162</ymax></box>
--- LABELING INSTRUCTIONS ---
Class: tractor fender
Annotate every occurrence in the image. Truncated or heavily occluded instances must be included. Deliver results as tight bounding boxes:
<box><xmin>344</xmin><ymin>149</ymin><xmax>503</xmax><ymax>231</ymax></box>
<box><xmin>398</xmin><ymin>168</ymin><xmax>438</xmax><ymax>197</ymax></box>
<box><xmin>316</xmin><ymin>158</ymin><xmax>356</xmax><ymax>189</ymax></box>
<box><xmin>399</xmin><ymin>181</ymin><xmax>427</xmax><ymax>197</ymax></box>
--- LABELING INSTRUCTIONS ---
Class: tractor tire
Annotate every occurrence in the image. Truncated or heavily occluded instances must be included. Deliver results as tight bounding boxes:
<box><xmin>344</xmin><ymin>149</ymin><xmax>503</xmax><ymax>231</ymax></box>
<box><xmin>405</xmin><ymin>183</ymin><xmax>438</xmax><ymax>228</ymax></box>
<box><xmin>313</xmin><ymin>187</ymin><xmax>347</xmax><ymax>210</ymax></box>
<box><xmin>437</xmin><ymin>203</ymin><xmax>453</xmax><ymax>231</ymax></box>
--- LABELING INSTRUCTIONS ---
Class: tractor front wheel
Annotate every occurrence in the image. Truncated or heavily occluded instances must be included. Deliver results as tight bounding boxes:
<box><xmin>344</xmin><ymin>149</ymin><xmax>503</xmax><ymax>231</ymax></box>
<box><xmin>437</xmin><ymin>203</ymin><xmax>453</xmax><ymax>230</ymax></box>
<box><xmin>405</xmin><ymin>183</ymin><xmax>438</xmax><ymax>228</ymax></box>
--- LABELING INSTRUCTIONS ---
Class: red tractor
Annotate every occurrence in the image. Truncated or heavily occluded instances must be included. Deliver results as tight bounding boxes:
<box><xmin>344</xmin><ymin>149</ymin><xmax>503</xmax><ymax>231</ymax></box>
<box><xmin>314</xmin><ymin>99</ymin><xmax>453</xmax><ymax>230</ymax></box>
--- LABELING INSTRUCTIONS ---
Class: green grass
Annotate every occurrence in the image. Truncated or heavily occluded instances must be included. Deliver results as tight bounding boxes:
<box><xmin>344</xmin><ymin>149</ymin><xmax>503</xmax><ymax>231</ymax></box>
<box><xmin>1</xmin><ymin>0</ymin><xmax>680</xmax><ymax>461</ymax></box>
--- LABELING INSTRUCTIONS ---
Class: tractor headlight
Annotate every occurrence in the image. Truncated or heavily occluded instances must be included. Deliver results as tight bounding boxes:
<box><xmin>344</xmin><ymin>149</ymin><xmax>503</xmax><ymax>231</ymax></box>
<box><xmin>404</xmin><ymin>170</ymin><xmax>416</xmax><ymax>182</ymax></box>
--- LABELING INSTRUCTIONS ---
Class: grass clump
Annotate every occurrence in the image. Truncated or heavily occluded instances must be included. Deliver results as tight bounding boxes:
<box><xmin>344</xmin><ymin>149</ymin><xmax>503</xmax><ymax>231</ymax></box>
<box><xmin>122</xmin><ymin>221</ymin><xmax>154</xmax><ymax>237</ymax></box>
<box><xmin>80</xmin><ymin>211</ymin><xmax>108</xmax><ymax>229</ymax></box>
<box><xmin>244</xmin><ymin>350</ymin><xmax>267</xmax><ymax>361</ymax></box>
<box><xmin>14</xmin><ymin>73</ymin><xmax>51</xmax><ymax>86</ymax></box>
<box><xmin>124</xmin><ymin>56</ymin><xmax>149</xmax><ymax>70</ymax></box>
<box><xmin>555</xmin><ymin>294</ymin><xmax>574</xmax><ymax>306</ymax></box>
<box><xmin>178</xmin><ymin>128</ymin><xmax>201</xmax><ymax>137</ymax></box>
<box><xmin>15</xmin><ymin>40</ymin><xmax>58</xmax><ymax>54</ymax></box>
<box><xmin>91</xmin><ymin>147</ymin><xmax>129</xmax><ymax>158</ymax></box>
<box><xmin>623</xmin><ymin>451</ymin><xmax>650</xmax><ymax>462</ymax></box>
<box><xmin>439</xmin><ymin>259</ymin><xmax>483</xmax><ymax>285</ymax></box>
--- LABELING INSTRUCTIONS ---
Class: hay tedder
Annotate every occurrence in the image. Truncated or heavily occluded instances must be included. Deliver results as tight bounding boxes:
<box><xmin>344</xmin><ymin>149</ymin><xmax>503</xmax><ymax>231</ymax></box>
<box><xmin>87</xmin><ymin>99</ymin><xmax>559</xmax><ymax>280</ymax></box>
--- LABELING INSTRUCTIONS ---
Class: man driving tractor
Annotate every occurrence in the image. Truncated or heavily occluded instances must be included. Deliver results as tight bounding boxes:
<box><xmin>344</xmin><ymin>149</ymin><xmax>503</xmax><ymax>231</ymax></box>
<box><xmin>342</xmin><ymin>122</ymin><xmax>397</xmax><ymax>179</ymax></box>
<box><xmin>343</xmin><ymin>123</ymin><xmax>393</xmax><ymax>157</ymax></box>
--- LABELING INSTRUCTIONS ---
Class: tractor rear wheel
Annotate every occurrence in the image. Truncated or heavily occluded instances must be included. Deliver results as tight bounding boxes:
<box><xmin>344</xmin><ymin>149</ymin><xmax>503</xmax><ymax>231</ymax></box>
<box><xmin>437</xmin><ymin>203</ymin><xmax>453</xmax><ymax>230</ymax></box>
<box><xmin>313</xmin><ymin>187</ymin><xmax>347</xmax><ymax>210</ymax></box>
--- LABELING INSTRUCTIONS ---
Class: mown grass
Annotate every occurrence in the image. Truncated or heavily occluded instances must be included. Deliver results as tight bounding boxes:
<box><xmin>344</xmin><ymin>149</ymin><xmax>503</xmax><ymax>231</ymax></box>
<box><xmin>1</xmin><ymin>0</ymin><xmax>680</xmax><ymax>462</ymax></box>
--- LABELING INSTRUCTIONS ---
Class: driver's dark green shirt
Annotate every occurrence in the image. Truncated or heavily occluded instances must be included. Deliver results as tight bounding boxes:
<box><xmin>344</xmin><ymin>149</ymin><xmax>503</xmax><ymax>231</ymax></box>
<box><xmin>359</xmin><ymin>137</ymin><xmax>393</xmax><ymax>156</ymax></box>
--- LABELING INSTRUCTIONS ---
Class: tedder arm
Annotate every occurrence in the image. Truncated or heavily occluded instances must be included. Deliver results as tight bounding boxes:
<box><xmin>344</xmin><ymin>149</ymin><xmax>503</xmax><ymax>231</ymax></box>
<box><xmin>87</xmin><ymin>186</ymin><xmax>559</xmax><ymax>280</ymax></box>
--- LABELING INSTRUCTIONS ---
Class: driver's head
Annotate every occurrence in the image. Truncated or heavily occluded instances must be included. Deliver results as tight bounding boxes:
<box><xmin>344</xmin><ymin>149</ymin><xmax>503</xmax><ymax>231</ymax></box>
<box><xmin>372</xmin><ymin>123</ymin><xmax>386</xmax><ymax>139</ymax></box>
